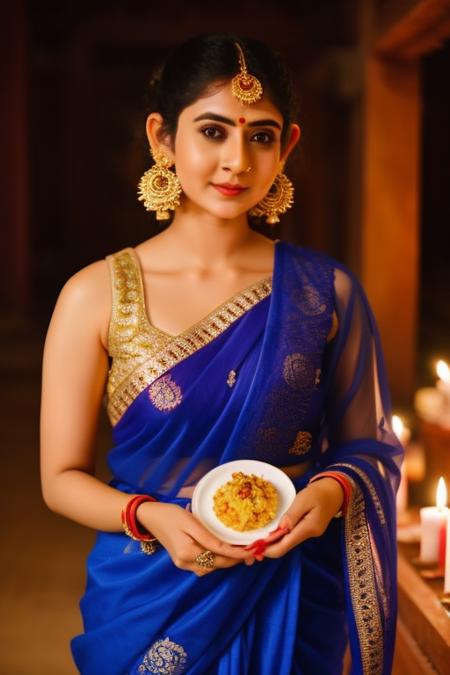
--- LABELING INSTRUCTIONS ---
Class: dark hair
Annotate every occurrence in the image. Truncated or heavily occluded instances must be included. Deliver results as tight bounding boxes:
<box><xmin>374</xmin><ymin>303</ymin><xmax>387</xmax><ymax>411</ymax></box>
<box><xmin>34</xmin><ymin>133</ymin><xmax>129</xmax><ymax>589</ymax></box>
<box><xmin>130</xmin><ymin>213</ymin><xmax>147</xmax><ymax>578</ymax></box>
<box><xmin>147</xmin><ymin>33</ymin><xmax>299</xmax><ymax>152</ymax></box>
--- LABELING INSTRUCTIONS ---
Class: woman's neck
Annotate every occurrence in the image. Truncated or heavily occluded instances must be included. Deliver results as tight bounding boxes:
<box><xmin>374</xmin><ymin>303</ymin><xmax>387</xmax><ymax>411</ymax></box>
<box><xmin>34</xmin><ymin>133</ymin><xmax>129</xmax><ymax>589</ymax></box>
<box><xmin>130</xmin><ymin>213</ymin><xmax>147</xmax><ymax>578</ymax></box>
<box><xmin>159</xmin><ymin>211</ymin><xmax>260</xmax><ymax>270</ymax></box>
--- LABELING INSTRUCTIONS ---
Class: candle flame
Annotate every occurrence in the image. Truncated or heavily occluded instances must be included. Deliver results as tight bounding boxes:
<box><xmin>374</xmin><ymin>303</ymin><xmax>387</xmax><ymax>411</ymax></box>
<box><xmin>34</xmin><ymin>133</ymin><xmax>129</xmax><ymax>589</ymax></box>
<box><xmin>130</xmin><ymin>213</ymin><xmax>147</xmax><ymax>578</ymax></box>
<box><xmin>436</xmin><ymin>476</ymin><xmax>447</xmax><ymax>510</ymax></box>
<box><xmin>436</xmin><ymin>360</ymin><xmax>450</xmax><ymax>383</ymax></box>
<box><xmin>392</xmin><ymin>415</ymin><xmax>403</xmax><ymax>438</ymax></box>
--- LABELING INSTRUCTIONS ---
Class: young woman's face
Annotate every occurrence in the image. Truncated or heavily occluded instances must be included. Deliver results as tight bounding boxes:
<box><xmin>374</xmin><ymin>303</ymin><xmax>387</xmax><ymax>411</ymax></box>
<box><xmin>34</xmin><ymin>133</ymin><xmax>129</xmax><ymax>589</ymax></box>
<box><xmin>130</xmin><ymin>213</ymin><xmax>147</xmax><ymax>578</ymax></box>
<box><xmin>161</xmin><ymin>82</ymin><xmax>297</xmax><ymax>220</ymax></box>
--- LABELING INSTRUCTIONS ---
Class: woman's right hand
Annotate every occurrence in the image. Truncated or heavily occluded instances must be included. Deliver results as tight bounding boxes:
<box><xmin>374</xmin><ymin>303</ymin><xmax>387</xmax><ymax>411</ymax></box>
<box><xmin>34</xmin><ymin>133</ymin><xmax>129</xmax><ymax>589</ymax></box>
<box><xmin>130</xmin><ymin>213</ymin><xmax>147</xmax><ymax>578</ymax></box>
<box><xmin>136</xmin><ymin>501</ymin><xmax>256</xmax><ymax>576</ymax></box>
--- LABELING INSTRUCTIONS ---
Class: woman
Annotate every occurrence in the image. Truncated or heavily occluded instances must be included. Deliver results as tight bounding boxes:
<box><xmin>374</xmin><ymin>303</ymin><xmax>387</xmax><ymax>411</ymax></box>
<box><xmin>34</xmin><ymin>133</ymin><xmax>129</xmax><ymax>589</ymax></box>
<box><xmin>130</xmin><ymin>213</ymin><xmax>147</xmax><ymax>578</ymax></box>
<box><xmin>40</xmin><ymin>34</ymin><xmax>403</xmax><ymax>675</ymax></box>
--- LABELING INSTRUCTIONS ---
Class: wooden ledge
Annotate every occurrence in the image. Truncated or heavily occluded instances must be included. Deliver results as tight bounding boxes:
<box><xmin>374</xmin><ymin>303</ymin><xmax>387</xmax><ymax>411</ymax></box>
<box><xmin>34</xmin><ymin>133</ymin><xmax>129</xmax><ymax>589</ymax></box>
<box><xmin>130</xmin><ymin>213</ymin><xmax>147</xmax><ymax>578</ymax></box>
<box><xmin>396</xmin><ymin>543</ymin><xmax>450</xmax><ymax>673</ymax></box>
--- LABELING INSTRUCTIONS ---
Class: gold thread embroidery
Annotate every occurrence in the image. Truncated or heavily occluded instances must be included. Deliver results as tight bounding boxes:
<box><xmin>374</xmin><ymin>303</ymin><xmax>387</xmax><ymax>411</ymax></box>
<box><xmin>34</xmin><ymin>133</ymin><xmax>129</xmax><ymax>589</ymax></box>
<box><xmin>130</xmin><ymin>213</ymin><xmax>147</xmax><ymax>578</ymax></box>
<box><xmin>106</xmin><ymin>249</ymin><xmax>172</xmax><ymax>398</ymax></box>
<box><xmin>139</xmin><ymin>636</ymin><xmax>187</xmax><ymax>674</ymax></box>
<box><xmin>282</xmin><ymin>353</ymin><xmax>315</xmax><ymax>390</ymax></box>
<box><xmin>368</xmin><ymin>520</ymin><xmax>389</xmax><ymax>619</ymax></box>
<box><xmin>344</xmin><ymin>480</ymin><xmax>384</xmax><ymax>675</ymax></box>
<box><xmin>333</xmin><ymin>463</ymin><xmax>390</xmax><ymax>622</ymax></box>
<box><xmin>227</xmin><ymin>369</ymin><xmax>237</xmax><ymax>387</ymax></box>
<box><xmin>106</xmin><ymin>248</ymin><xmax>272</xmax><ymax>425</ymax></box>
<box><xmin>288</xmin><ymin>431</ymin><xmax>312</xmax><ymax>455</ymax></box>
<box><xmin>149</xmin><ymin>374</ymin><xmax>182</xmax><ymax>411</ymax></box>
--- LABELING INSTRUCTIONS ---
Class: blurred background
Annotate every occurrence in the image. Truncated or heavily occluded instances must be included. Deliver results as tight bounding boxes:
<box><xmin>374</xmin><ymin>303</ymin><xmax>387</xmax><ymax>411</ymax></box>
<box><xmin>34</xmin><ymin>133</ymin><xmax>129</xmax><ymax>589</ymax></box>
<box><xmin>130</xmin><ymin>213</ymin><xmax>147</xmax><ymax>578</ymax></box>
<box><xmin>1</xmin><ymin>0</ymin><xmax>450</xmax><ymax>672</ymax></box>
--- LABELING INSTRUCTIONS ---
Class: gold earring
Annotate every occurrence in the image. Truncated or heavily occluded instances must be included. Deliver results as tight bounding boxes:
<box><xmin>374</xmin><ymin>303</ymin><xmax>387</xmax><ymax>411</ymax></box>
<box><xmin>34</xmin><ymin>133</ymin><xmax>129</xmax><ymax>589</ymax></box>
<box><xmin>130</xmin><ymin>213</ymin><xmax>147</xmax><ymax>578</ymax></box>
<box><xmin>137</xmin><ymin>149</ymin><xmax>182</xmax><ymax>221</ymax></box>
<box><xmin>249</xmin><ymin>163</ymin><xmax>294</xmax><ymax>225</ymax></box>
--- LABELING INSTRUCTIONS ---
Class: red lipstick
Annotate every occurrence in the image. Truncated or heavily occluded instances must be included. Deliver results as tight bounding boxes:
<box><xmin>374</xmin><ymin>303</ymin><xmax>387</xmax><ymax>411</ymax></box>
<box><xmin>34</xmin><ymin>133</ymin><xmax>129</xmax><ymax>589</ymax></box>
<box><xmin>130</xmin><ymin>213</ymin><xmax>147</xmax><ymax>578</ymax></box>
<box><xmin>213</xmin><ymin>183</ymin><xmax>248</xmax><ymax>196</ymax></box>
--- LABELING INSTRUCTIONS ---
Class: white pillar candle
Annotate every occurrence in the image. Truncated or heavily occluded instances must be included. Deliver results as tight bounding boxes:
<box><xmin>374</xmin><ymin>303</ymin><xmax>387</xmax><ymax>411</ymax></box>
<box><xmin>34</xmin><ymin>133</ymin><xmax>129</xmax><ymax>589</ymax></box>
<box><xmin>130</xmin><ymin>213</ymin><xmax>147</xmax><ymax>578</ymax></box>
<box><xmin>420</xmin><ymin>477</ymin><xmax>449</xmax><ymax>564</ymax></box>
<box><xmin>444</xmin><ymin>512</ymin><xmax>450</xmax><ymax>594</ymax></box>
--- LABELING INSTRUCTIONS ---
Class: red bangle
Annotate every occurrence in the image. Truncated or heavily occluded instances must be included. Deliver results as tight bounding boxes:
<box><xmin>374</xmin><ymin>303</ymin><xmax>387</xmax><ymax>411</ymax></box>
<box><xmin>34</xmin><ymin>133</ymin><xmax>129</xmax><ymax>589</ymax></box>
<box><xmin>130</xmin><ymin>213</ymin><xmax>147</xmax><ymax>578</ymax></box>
<box><xmin>121</xmin><ymin>494</ymin><xmax>158</xmax><ymax>542</ymax></box>
<box><xmin>308</xmin><ymin>471</ymin><xmax>352</xmax><ymax>516</ymax></box>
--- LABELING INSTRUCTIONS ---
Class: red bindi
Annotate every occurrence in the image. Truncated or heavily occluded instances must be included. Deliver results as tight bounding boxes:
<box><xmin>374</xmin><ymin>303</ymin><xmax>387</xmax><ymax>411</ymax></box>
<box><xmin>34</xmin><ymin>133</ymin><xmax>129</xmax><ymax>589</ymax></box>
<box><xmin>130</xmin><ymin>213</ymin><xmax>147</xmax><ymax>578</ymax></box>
<box><xmin>238</xmin><ymin>117</ymin><xmax>246</xmax><ymax>124</ymax></box>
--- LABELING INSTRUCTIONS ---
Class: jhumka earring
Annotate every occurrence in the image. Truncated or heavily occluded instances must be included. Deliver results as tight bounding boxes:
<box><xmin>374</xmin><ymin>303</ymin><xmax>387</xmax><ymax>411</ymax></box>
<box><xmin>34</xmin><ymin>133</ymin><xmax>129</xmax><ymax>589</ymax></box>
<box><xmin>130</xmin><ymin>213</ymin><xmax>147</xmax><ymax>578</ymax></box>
<box><xmin>249</xmin><ymin>161</ymin><xmax>295</xmax><ymax>225</ymax></box>
<box><xmin>137</xmin><ymin>148</ymin><xmax>182</xmax><ymax>221</ymax></box>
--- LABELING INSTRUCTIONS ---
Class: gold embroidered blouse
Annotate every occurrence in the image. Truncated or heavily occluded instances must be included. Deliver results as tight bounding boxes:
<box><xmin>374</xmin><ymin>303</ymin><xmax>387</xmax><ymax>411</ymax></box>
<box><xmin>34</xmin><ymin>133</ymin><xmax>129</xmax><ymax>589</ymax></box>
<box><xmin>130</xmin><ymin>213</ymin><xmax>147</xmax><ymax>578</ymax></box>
<box><xmin>105</xmin><ymin>248</ymin><xmax>272</xmax><ymax>426</ymax></box>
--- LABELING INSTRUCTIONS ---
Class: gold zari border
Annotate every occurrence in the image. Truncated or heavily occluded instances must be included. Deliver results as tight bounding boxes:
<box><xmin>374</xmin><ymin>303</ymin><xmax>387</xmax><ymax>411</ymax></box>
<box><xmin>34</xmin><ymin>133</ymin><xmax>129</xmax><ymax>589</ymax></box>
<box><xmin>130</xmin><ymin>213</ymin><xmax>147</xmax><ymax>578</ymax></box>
<box><xmin>107</xmin><ymin>279</ymin><xmax>272</xmax><ymax>425</ymax></box>
<box><xmin>334</xmin><ymin>462</ymin><xmax>389</xmax><ymax>619</ymax></box>
<box><xmin>343</xmin><ymin>475</ymin><xmax>384</xmax><ymax>675</ymax></box>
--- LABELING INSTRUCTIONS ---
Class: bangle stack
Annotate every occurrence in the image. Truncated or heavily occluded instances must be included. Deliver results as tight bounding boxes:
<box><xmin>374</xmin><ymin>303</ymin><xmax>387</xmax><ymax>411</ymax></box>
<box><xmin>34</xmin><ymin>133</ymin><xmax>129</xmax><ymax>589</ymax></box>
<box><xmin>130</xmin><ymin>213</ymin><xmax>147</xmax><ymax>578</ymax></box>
<box><xmin>121</xmin><ymin>494</ymin><xmax>159</xmax><ymax>555</ymax></box>
<box><xmin>308</xmin><ymin>471</ymin><xmax>352</xmax><ymax>517</ymax></box>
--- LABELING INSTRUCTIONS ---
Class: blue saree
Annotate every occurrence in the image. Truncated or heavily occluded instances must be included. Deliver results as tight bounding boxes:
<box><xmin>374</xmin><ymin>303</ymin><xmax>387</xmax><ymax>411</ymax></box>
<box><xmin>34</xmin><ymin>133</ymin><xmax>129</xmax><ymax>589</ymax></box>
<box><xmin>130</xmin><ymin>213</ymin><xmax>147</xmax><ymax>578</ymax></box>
<box><xmin>71</xmin><ymin>239</ymin><xmax>403</xmax><ymax>675</ymax></box>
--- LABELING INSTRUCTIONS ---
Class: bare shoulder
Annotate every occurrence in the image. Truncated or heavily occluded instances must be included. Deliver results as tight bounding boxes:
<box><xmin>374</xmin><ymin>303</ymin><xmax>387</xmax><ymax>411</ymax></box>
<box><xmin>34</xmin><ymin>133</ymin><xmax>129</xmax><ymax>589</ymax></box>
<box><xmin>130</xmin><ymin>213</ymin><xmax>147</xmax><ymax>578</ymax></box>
<box><xmin>52</xmin><ymin>258</ymin><xmax>111</xmax><ymax>349</ymax></box>
<box><xmin>134</xmin><ymin>233</ymin><xmax>170</xmax><ymax>266</ymax></box>
<box><xmin>60</xmin><ymin>258</ymin><xmax>109</xmax><ymax>299</ymax></box>
<box><xmin>333</xmin><ymin>266</ymin><xmax>353</xmax><ymax>298</ymax></box>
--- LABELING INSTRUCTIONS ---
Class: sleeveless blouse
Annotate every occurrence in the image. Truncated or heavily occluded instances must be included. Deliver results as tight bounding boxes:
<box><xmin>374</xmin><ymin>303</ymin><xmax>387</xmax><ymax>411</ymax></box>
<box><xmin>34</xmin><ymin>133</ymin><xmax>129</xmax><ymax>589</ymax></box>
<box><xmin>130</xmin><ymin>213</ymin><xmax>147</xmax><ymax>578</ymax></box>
<box><xmin>105</xmin><ymin>247</ymin><xmax>272</xmax><ymax>426</ymax></box>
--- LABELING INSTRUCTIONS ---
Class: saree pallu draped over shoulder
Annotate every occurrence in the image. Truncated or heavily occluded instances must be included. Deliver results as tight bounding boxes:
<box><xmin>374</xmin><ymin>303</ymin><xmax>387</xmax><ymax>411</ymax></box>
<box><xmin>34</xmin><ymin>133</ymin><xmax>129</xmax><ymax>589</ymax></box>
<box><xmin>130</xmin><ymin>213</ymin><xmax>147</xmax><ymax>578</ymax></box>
<box><xmin>71</xmin><ymin>240</ymin><xmax>403</xmax><ymax>675</ymax></box>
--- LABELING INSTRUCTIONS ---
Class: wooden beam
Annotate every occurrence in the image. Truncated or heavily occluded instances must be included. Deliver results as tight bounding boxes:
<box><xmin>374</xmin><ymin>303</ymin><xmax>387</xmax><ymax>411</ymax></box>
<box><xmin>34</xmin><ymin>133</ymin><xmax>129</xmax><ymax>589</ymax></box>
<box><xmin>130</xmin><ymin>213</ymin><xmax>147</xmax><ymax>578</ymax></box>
<box><xmin>360</xmin><ymin>54</ymin><xmax>420</xmax><ymax>404</ymax></box>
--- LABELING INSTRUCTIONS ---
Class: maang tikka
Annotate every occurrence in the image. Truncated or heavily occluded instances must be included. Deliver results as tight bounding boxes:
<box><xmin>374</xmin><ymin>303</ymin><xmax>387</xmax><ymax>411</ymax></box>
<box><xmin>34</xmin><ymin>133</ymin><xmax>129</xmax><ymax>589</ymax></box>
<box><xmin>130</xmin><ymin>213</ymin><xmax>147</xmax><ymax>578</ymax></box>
<box><xmin>231</xmin><ymin>42</ymin><xmax>263</xmax><ymax>105</ymax></box>
<box><xmin>137</xmin><ymin>148</ymin><xmax>182</xmax><ymax>221</ymax></box>
<box><xmin>231</xmin><ymin>42</ymin><xmax>295</xmax><ymax>225</ymax></box>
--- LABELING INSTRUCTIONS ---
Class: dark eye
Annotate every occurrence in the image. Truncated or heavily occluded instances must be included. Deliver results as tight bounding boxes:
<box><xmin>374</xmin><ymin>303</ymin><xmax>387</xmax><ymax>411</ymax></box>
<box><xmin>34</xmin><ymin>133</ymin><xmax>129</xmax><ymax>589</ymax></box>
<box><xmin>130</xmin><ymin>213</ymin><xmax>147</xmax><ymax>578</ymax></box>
<box><xmin>200</xmin><ymin>126</ymin><xmax>224</xmax><ymax>141</ymax></box>
<box><xmin>252</xmin><ymin>131</ymin><xmax>274</xmax><ymax>145</ymax></box>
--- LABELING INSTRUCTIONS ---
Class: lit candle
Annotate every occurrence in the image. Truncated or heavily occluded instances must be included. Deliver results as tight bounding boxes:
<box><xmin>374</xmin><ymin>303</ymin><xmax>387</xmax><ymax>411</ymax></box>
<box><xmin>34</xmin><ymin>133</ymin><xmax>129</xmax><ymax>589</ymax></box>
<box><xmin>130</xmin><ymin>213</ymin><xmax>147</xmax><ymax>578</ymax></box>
<box><xmin>392</xmin><ymin>415</ymin><xmax>410</xmax><ymax>514</ymax></box>
<box><xmin>437</xmin><ymin>360</ymin><xmax>450</xmax><ymax>401</ymax></box>
<box><xmin>420</xmin><ymin>477</ymin><xmax>449</xmax><ymax>564</ymax></box>
<box><xmin>414</xmin><ymin>358</ymin><xmax>450</xmax><ymax>428</ymax></box>
<box><xmin>445</xmin><ymin>511</ymin><xmax>450</xmax><ymax>593</ymax></box>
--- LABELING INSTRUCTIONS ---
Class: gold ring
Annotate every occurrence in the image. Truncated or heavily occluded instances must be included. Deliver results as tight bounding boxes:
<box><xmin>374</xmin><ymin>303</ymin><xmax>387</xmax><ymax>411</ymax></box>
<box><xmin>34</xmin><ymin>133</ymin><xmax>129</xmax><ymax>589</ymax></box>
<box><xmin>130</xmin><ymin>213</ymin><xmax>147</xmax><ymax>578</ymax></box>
<box><xmin>194</xmin><ymin>549</ymin><xmax>216</xmax><ymax>569</ymax></box>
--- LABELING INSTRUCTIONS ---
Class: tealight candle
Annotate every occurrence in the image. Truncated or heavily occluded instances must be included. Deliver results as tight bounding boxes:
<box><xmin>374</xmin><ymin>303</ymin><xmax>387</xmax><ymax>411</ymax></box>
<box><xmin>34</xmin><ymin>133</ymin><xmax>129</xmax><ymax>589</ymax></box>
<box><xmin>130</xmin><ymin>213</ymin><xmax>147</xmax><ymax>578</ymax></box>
<box><xmin>420</xmin><ymin>477</ymin><xmax>449</xmax><ymax>564</ymax></box>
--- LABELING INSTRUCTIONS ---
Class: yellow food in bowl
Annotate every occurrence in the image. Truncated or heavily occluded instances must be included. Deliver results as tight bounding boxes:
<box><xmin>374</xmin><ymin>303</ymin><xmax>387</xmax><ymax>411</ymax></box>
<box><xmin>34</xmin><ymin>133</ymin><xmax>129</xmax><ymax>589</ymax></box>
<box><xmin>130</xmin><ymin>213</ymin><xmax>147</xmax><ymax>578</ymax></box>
<box><xmin>213</xmin><ymin>471</ymin><xmax>278</xmax><ymax>531</ymax></box>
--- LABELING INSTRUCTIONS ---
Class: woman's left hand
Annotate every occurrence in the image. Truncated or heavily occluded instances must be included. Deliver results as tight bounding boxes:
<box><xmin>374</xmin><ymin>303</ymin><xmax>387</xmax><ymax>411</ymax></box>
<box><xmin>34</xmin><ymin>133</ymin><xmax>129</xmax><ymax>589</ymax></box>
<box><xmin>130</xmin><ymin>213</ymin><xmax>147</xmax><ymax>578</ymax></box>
<box><xmin>259</xmin><ymin>477</ymin><xmax>344</xmax><ymax>560</ymax></box>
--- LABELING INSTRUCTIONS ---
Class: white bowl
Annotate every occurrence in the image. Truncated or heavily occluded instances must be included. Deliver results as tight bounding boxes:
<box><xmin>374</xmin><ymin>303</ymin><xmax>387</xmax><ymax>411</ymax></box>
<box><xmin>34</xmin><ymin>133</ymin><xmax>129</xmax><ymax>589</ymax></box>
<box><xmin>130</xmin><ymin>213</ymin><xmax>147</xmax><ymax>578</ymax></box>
<box><xmin>191</xmin><ymin>459</ymin><xmax>296</xmax><ymax>545</ymax></box>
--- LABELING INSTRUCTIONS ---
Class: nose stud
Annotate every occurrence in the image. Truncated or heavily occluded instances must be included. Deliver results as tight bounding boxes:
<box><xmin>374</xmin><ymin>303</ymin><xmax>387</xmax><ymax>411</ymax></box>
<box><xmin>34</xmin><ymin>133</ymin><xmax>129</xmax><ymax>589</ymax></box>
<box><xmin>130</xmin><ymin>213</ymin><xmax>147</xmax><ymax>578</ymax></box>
<box><xmin>245</xmin><ymin>166</ymin><xmax>252</xmax><ymax>173</ymax></box>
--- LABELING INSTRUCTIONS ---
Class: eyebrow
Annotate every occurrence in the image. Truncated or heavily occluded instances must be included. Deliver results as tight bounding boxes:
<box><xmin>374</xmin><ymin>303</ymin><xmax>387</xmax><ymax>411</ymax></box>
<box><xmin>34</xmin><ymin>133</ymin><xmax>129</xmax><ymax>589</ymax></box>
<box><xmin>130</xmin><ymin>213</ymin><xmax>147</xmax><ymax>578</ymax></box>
<box><xmin>193</xmin><ymin>112</ymin><xmax>282</xmax><ymax>130</ymax></box>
